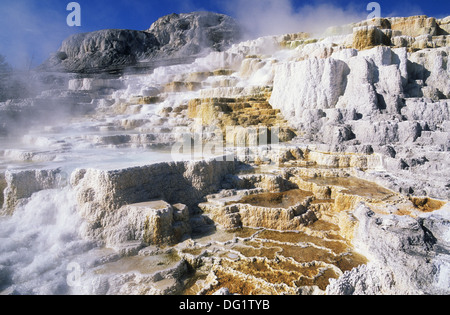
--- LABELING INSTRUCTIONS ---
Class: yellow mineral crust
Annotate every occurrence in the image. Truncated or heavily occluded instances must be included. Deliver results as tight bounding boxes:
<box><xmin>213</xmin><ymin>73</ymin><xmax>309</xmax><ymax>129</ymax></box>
<box><xmin>187</xmin><ymin>92</ymin><xmax>297</xmax><ymax>143</ymax></box>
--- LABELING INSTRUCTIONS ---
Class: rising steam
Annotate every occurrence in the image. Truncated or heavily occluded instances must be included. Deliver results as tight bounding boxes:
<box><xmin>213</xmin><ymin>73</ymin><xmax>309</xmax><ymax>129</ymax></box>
<box><xmin>222</xmin><ymin>0</ymin><xmax>367</xmax><ymax>38</ymax></box>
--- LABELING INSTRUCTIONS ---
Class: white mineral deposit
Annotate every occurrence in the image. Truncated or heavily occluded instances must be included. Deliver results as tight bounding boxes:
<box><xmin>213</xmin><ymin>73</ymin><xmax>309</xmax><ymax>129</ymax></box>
<box><xmin>0</xmin><ymin>10</ymin><xmax>449</xmax><ymax>296</ymax></box>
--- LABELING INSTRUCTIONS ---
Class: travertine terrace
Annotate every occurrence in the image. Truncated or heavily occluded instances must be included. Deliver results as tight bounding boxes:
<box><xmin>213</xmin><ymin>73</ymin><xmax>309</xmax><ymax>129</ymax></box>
<box><xmin>0</xmin><ymin>13</ymin><xmax>449</xmax><ymax>295</ymax></box>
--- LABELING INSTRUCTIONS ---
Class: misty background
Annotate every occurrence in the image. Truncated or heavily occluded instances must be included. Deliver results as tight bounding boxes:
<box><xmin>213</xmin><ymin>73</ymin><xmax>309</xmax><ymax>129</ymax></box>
<box><xmin>0</xmin><ymin>0</ymin><xmax>449</xmax><ymax>70</ymax></box>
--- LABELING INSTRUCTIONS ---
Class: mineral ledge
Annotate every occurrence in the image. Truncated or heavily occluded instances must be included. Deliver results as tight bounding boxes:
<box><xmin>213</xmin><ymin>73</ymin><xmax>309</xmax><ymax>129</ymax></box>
<box><xmin>0</xmin><ymin>13</ymin><xmax>449</xmax><ymax>295</ymax></box>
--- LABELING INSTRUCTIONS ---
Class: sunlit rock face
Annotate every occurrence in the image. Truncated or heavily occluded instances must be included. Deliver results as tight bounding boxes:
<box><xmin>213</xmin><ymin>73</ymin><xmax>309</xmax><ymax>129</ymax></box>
<box><xmin>147</xmin><ymin>11</ymin><xmax>242</xmax><ymax>57</ymax></box>
<box><xmin>41</xmin><ymin>12</ymin><xmax>242</xmax><ymax>73</ymax></box>
<box><xmin>0</xmin><ymin>12</ymin><xmax>449</xmax><ymax>296</ymax></box>
<box><xmin>268</xmin><ymin>17</ymin><xmax>450</xmax><ymax>203</ymax></box>
<box><xmin>270</xmin><ymin>45</ymin><xmax>449</xmax><ymax>145</ymax></box>
<box><xmin>327</xmin><ymin>203</ymin><xmax>450</xmax><ymax>295</ymax></box>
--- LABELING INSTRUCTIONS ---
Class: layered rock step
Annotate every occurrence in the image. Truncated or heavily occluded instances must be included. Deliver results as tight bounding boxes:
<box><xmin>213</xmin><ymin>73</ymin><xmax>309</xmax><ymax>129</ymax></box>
<box><xmin>99</xmin><ymin>200</ymin><xmax>191</xmax><ymax>250</ymax></box>
<box><xmin>320</xmin><ymin>15</ymin><xmax>449</xmax><ymax>51</ymax></box>
<box><xmin>1</xmin><ymin>145</ymin><xmax>448</xmax><ymax>295</ymax></box>
<box><xmin>179</xmin><ymin>226</ymin><xmax>366</xmax><ymax>295</ymax></box>
<box><xmin>1</xmin><ymin>12</ymin><xmax>449</xmax><ymax>296</ymax></box>
<box><xmin>71</xmin><ymin>246</ymin><xmax>190</xmax><ymax>295</ymax></box>
<box><xmin>188</xmin><ymin>90</ymin><xmax>297</xmax><ymax>144</ymax></box>
<box><xmin>173</xmin><ymin>155</ymin><xmax>446</xmax><ymax>295</ymax></box>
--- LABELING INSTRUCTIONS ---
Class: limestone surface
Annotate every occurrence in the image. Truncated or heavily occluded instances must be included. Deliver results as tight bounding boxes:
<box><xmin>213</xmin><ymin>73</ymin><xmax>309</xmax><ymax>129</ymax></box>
<box><xmin>0</xmin><ymin>12</ymin><xmax>449</xmax><ymax>296</ymax></box>
<box><xmin>327</xmin><ymin>204</ymin><xmax>450</xmax><ymax>295</ymax></box>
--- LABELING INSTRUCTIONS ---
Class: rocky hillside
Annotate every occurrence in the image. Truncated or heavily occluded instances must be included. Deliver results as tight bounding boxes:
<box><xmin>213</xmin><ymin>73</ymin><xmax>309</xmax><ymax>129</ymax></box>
<box><xmin>41</xmin><ymin>11</ymin><xmax>242</xmax><ymax>73</ymax></box>
<box><xmin>270</xmin><ymin>15</ymin><xmax>450</xmax><ymax>201</ymax></box>
<box><xmin>0</xmin><ymin>13</ymin><xmax>449</xmax><ymax>296</ymax></box>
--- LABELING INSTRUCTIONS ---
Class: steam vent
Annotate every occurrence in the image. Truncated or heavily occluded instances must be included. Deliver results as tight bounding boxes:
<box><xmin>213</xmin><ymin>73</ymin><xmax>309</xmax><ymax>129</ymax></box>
<box><xmin>0</xmin><ymin>12</ymin><xmax>449</xmax><ymax>296</ymax></box>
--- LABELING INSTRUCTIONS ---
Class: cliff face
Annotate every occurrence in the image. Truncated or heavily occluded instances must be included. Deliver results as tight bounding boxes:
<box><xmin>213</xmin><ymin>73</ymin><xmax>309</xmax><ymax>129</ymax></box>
<box><xmin>270</xmin><ymin>46</ymin><xmax>450</xmax><ymax>140</ymax></box>
<box><xmin>41</xmin><ymin>12</ymin><xmax>242</xmax><ymax>73</ymax></box>
<box><xmin>43</xmin><ymin>29</ymin><xmax>160</xmax><ymax>72</ymax></box>
<box><xmin>147</xmin><ymin>12</ymin><xmax>241</xmax><ymax>56</ymax></box>
<box><xmin>269</xmin><ymin>16</ymin><xmax>450</xmax><ymax>201</ymax></box>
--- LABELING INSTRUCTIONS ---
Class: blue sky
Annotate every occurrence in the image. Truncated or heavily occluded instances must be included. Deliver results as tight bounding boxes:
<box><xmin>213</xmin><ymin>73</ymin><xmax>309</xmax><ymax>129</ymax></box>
<box><xmin>0</xmin><ymin>0</ymin><xmax>449</xmax><ymax>68</ymax></box>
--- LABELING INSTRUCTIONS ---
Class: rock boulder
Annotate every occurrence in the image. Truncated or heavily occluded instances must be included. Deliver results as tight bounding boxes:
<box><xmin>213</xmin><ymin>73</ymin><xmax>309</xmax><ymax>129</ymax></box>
<box><xmin>42</xmin><ymin>12</ymin><xmax>242</xmax><ymax>73</ymax></box>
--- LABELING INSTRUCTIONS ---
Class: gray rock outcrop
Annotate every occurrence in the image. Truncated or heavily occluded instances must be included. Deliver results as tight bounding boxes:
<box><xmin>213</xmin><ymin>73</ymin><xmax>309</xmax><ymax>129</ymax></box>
<box><xmin>146</xmin><ymin>11</ymin><xmax>241</xmax><ymax>57</ymax></box>
<box><xmin>327</xmin><ymin>203</ymin><xmax>450</xmax><ymax>295</ymax></box>
<box><xmin>41</xmin><ymin>12</ymin><xmax>242</xmax><ymax>73</ymax></box>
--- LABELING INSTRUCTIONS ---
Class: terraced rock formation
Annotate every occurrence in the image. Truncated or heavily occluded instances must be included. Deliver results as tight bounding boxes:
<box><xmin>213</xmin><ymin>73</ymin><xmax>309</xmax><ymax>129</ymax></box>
<box><xmin>188</xmin><ymin>88</ymin><xmax>297</xmax><ymax>144</ymax></box>
<box><xmin>0</xmin><ymin>13</ymin><xmax>449</xmax><ymax>295</ymax></box>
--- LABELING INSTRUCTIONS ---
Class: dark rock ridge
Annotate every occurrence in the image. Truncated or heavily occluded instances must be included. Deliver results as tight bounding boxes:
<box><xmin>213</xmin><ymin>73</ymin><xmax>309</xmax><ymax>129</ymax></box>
<box><xmin>41</xmin><ymin>11</ymin><xmax>242</xmax><ymax>73</ymax></box>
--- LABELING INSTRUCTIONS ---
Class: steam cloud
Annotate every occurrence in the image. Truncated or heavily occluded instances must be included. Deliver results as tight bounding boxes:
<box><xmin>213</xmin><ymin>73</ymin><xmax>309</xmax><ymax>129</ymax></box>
<box><xmin>222</xmin><ymin>0</ymin><xmax>368</xmax><ymax>38</ymax></box>
<box><xmin>0</xmin><ymin>0</ymin><xmax>430</xmax><ymax>69</ymax></box>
